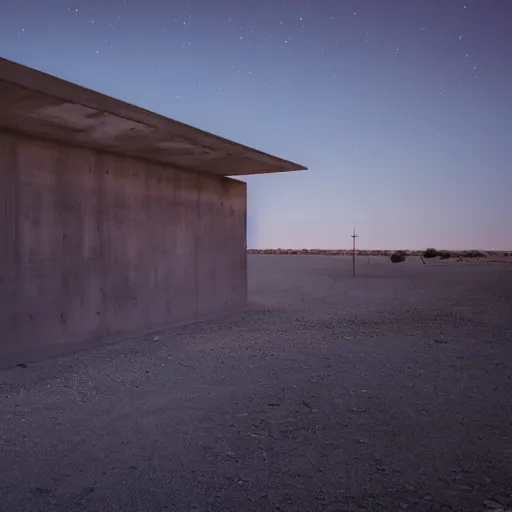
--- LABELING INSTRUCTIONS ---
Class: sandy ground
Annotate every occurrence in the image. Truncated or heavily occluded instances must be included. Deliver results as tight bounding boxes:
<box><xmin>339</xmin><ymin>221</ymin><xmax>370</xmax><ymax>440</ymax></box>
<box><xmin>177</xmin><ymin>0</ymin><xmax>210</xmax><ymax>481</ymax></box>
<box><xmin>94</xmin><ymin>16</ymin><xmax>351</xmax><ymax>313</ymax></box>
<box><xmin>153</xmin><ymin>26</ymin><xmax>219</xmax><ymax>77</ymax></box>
<box><xmin>1</xmin><ymin>255</ymin><xmax>511</xmax><ymax>512</ymax></box>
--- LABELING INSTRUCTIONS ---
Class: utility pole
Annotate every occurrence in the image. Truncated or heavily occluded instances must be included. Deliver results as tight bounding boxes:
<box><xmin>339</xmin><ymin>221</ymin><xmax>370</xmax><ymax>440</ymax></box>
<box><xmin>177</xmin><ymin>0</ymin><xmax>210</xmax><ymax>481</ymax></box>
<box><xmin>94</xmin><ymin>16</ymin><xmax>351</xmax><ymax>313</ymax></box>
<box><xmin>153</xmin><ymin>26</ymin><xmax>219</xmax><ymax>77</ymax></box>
<box><xmin>351</xmin><ymin>228</ymin><xmax>359</xmax><ymax>277</ymax></box>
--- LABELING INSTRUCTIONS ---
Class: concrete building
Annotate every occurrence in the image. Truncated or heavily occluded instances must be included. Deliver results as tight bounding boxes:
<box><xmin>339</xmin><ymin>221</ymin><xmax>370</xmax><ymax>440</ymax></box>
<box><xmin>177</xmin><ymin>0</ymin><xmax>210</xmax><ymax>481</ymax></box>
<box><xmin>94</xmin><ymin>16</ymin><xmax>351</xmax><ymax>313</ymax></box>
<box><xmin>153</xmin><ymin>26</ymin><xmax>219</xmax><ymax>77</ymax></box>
<box><xmin>0</xmin><ymin>57</ymin><xmax>306</xmax><ymax>367</ymax></box>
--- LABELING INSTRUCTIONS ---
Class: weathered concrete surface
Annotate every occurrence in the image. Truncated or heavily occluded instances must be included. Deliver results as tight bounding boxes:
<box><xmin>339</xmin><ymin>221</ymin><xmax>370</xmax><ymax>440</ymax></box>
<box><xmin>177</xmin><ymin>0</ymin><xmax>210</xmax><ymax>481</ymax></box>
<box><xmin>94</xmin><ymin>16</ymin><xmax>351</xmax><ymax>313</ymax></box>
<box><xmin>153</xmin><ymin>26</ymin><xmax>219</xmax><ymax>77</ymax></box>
<box><xmin>0</xmin><ymin>130</ymin><xmax>247</xmax><ymax>367</ymax></box>
<box><xmin>0</xmin><ymin>57</ymin><xmax>306</xmax><ymax>176</ymax></box>
<box><xmin>0</xmin><ymin>255</ymin><xmax>511</xmax><ymax>511</ymax></box>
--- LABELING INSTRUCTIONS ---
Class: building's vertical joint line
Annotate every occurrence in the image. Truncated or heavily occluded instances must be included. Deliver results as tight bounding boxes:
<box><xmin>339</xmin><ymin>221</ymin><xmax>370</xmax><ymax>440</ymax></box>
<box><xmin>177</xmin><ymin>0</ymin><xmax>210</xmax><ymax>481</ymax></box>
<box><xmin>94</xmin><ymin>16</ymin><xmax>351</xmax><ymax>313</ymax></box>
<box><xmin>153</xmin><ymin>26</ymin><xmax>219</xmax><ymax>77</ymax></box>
<box><xmin>12</xmin><ymin>137</ymin><xmax>20</xmax><ymax>266</ymax></box>
<box><xmin>11</xmin><ymin>135</ymin><xmax>20</xmax><ymax>344</ymax></box>
<box><xmin>194</xmin><ymin>173</ymin><xmax>200</xmax><ymax>318</ymax></box>
<box><xmin>95</xmin><ymin>150</ymin><xmax>107</xmax><ymax>339</ymax></box>
<box><xmin>242</xmin><ymin>181</ymin><xmax>248</xmax><ymax>307</ymax></box>
<box><xmin>169</xmin><ymin>168</ymin><xmax>176</xmax><ymax>322</ymax></box>
<box><xmin>56</xmin><ymin>145</ymin><xmax>70</xmax><ymax>337</ymax></box>
<box><xmin>224</xmin><ymin>182</ymin><xmax>229</xmax><ymax>306</ymax></box>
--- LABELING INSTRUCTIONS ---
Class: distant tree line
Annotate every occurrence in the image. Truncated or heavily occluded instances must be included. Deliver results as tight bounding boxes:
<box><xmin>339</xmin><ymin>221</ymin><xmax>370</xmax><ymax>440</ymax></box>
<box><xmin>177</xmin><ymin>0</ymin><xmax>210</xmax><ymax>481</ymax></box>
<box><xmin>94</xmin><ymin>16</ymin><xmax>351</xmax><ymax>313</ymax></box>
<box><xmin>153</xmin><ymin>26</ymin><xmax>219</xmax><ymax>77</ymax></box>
<box><xmin>390</xmin><ymin>248</ymin><xmax>487</xmax><ymax>263</ymax></box>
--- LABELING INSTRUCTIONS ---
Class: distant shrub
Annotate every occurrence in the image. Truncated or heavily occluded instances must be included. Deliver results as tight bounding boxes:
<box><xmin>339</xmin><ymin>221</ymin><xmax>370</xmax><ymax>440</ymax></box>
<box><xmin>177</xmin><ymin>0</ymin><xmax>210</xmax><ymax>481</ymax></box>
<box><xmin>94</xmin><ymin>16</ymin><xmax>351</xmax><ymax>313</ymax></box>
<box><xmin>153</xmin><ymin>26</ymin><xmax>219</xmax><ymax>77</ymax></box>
<box><xmin>423</xmin><ymin>248</ymin><xmax>438</xmax><ymax>259</ymax></box>
<box><xmin>390</xmin><ymin>251</ymin><xmax>407</xmax><ymax>263</ymax></box>
<box><xmin>462</xmin><ymin>250</ymin><xmax>486</xmax><ymax>258</ymax></box>
<box><xmin>438</xmin><ymin>250</ymin><xmax>451</xmax><ymax>260</ymax></box>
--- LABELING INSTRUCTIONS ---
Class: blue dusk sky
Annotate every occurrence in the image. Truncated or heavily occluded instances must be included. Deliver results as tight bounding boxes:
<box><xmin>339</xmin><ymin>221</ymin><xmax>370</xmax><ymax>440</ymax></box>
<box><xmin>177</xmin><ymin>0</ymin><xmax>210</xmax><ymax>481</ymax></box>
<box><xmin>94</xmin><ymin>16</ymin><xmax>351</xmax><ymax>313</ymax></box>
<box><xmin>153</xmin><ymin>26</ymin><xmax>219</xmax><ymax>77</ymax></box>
<box><xmin>1</xmin><ymin>0</ymin><xmax>511</xmax><ymax>250</ymax></box>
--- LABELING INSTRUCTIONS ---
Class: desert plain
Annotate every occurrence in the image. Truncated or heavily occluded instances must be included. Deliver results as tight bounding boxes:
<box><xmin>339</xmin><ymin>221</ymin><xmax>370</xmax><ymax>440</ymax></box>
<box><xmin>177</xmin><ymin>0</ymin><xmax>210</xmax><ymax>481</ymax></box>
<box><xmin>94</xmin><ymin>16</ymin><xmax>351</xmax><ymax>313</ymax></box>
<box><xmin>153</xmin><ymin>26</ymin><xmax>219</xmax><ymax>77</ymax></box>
<box><xmin>1</xmin><ymin>254</ymin><xmax>511</xmax><ymax>511</ymax></box>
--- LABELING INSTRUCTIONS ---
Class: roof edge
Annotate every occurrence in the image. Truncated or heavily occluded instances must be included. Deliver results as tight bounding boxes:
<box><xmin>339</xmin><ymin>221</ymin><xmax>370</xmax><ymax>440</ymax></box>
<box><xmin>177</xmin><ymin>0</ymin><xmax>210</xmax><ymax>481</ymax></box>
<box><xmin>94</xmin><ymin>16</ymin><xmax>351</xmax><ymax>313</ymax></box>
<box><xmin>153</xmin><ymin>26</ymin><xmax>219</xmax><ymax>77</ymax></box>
<box><xmin>0</xmin><ymin>57</ymin><xmax>307</xmax><ymax>175</ymax></box>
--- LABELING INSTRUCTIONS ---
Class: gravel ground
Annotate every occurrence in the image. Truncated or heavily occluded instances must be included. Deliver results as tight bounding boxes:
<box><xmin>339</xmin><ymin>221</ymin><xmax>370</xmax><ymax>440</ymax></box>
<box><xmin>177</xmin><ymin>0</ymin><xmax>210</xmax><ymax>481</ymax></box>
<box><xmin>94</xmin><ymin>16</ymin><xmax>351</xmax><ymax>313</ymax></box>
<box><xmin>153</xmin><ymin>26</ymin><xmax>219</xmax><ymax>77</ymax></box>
<box><xmin>1</xmin><ymin>254</ymin><xmax>511</xmax><ymax>512</ymax></box>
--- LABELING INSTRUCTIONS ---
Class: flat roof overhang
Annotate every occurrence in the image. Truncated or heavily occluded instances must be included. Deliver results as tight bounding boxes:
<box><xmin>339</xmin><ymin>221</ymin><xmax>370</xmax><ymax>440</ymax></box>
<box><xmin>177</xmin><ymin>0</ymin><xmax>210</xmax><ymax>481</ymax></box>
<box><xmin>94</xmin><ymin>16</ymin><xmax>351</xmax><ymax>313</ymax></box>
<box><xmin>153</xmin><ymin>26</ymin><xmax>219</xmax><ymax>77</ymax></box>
<box><xmin>0</xmin><ymin>57</ymin><xmax>307</xmax><ymax>176</ymax></box>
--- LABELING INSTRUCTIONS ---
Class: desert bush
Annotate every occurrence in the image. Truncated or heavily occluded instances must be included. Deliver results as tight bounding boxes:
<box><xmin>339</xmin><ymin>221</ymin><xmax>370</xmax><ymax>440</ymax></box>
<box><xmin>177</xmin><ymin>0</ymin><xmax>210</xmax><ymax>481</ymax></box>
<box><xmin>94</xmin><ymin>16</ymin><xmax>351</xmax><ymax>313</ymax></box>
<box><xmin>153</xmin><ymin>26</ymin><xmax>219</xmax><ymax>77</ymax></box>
<box><xmin>390</xmin><ymin>251</ymin><xmax>407</xmax><ymax>263</ymax></box>
<box><xmin>462</xmin><ymin>250</ymin><xmax>486</xmax><ymax>258</ymax></box>
<box><xmin>423</xmin><ymin>248</ymin><xmax>438</xmax><ymax>259</ymax></box>
<box><xmin>438</xmin><ymin>250</ymin><xmax>451</xmax><ymax>260</ymax></box>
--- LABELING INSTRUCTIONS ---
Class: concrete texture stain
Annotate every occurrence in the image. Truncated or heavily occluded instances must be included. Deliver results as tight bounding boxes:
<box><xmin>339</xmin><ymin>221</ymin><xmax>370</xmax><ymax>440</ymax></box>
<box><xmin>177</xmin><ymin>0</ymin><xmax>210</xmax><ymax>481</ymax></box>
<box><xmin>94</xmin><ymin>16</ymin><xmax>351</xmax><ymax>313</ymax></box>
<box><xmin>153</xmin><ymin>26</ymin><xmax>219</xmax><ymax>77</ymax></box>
<box><xmin>32</xmin><ymin>102</ymin><xmax>153</xmax><ymax>139</ymax></box>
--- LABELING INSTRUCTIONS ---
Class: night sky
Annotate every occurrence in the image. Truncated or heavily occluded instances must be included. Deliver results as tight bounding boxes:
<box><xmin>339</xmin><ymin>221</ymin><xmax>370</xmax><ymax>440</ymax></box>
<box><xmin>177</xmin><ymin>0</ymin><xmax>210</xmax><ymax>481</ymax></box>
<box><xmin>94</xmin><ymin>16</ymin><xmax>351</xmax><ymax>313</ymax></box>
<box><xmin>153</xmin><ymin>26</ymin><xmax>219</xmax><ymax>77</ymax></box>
<box><xmin>2</xmin><ymin>0</ymin><xmax>511</xmax><ymax>250</ymax></box>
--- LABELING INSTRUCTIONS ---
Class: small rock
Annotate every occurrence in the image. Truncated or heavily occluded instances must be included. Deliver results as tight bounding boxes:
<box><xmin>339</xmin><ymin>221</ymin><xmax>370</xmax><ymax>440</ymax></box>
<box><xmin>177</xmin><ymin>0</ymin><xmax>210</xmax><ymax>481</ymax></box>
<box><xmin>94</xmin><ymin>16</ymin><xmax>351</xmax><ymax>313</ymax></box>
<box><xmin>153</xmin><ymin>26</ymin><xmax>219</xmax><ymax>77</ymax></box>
<box><xmin>153</xmin><ymin>335</ymin><xmax>160</xmax><ymax>342</ymax></box>
<box><xmin>35</xmin><ymin>487</ymin><xmax>52</xmax><ymax>496</ymax></box>
<box><xmin>423</xmin><ymin>494</ymin><xmax>433</xmax><ymax>501</ymax></box>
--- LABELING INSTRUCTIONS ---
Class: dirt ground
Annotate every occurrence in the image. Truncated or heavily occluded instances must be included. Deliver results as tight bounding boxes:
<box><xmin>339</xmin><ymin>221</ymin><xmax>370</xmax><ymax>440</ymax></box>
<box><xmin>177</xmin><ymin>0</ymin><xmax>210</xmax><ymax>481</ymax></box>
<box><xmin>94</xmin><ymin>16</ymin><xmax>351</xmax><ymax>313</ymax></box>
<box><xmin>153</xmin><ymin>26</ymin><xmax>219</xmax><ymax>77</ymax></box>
<box><xmin>1</xmin><ymin>255</ymin><xmax>511</xmax><ymax>512</ymax></box>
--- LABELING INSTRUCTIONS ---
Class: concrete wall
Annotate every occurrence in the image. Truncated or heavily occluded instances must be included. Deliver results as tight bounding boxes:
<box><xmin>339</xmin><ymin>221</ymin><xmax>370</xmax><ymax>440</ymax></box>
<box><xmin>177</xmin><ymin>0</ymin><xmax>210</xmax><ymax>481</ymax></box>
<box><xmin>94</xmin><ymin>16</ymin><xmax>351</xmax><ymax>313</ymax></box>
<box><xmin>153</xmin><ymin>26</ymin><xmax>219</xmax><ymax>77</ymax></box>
<box><xmin>0</xmin><ymin>130</ymin><xmax>247</xmax><ymax>367</ymax></box>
